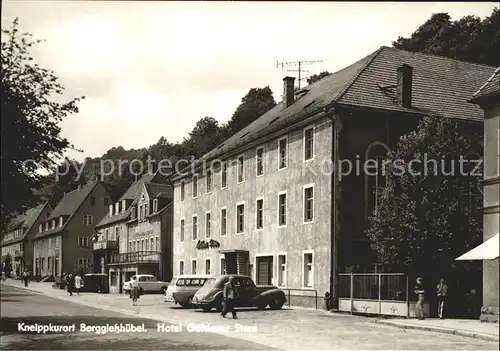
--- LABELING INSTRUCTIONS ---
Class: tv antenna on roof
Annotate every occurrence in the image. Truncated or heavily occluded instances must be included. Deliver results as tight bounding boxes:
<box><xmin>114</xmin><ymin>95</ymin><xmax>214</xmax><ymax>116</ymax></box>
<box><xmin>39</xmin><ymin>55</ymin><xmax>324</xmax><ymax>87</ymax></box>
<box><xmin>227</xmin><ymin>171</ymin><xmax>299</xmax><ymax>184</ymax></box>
<box><xmin>276</xmin><ymin>60</ymin><xmax>323</xmax><ymax>89</ymax></box>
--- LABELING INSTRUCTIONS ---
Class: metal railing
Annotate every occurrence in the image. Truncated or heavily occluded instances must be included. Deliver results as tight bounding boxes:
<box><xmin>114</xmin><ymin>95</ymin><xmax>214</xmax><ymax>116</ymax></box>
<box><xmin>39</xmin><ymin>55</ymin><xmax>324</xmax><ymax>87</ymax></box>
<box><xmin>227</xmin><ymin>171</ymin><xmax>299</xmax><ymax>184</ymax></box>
<box><xmin>338</xmin><ymin>273</ymin><xmax>409</xmax><ymax>317</ymax></box>
<box><xmin>110</xmin><ymin>251</ymin><xmax>160</xmax><ymax>264</ymax></box>
<box><xmin>281</xmin><ymin>288</ymin><xmax>318</xmax><ymax>310</ymax></box>
<box><xmin>93</xmin><ymin>240</ymin><xmax>118</xmax><ymax>251</ymax></box>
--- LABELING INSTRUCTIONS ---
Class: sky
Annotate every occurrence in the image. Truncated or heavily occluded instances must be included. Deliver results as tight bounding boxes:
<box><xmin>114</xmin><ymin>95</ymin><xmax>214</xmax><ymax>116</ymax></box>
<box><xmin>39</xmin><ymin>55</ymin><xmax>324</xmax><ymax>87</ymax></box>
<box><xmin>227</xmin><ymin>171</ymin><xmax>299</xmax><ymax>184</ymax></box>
<box><xmin>2</xmin><ymin>1</ymin><xmax>498</xmax><ymax>162</ymax></box>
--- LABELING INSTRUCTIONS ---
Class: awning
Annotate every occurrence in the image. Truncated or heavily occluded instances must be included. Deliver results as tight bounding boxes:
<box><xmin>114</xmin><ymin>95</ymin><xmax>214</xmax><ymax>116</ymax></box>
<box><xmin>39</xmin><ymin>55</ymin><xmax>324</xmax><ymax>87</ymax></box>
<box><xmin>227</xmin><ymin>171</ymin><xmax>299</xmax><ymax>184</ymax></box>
<box><xmin>456</xmin><ymin>233</ymin><xmax>499</xmax><ymax>260</ymax></box>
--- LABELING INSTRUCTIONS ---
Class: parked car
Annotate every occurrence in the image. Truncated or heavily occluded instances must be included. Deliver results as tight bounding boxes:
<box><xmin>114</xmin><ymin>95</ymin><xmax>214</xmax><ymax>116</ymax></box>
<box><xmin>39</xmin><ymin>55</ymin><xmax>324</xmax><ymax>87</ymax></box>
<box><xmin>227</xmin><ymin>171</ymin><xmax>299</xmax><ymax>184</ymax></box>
<box><xmin>164</xmin><ymin>275</ymin><xmax>211</xmax><ymax>308</ymax></box>
<box><xmin>192</xmin><ymin>275</ymin><xmax>286</xmax><ymax>312</ymax></box>
<box><xmin>122</xmin><ymin>274</ymin><xmax>169</xmax><ymax>294</ymax></box>
<box><xmin>81</xmin><ymin>273</ymin><xmax>109</xmax><ymax>293</ymax></box>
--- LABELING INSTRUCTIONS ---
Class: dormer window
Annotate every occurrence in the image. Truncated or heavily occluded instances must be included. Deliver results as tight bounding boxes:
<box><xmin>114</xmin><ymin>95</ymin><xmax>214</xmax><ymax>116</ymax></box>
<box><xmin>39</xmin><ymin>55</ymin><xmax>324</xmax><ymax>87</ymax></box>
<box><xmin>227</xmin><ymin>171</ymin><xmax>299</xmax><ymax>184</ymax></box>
<box><xmin>39</xmin><ymin>224</ymin><xmax>43</xmax><ymax>232</ymax></box>
<box><xmin>122</xmin><ymin>200</ymin><xmax>126</xmax><ymax>212</ymax></box>
<box><xmin>153</xmin><ymin>199</ymin><xmax>158</xmax><ymax>213</ymax></box>
<box><xmin>52</xmin><ymin>219</ymin><xmax>56</xmax><ymax>229</ymax></box>
<box><xmin>115</xmin><ymin>202</ymin><xmax>120</xmax><ymax>214</ymax></box>
<box><xmin>59</xmin><ymin>216</ymin><xmax>64</xmax><ymax>227</ymax></box>
<box><xmin>45</xmin><ymin>222</ymin><xmax>49</xmax><ymax>231</ymax></box>
<box><xmin>131</xmin><ymin>206</ymin><xmax>136</xmax><ymax>219</ymax></box>
<box><xmin>141</xmin><ymin>193</ymin><xmax>145</xmax><ymax>202</ymax></box>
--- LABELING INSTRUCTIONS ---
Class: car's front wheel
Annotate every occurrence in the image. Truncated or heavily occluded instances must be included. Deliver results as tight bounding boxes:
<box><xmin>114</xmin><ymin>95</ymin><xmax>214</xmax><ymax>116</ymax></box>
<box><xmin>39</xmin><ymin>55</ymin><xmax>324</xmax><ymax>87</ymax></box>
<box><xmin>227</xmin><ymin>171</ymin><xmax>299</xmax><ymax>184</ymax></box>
<box><xmin>269</xmin><ymin>297</ymin><xmax>285</xmax><ymax>310</ymax></box>
<box><xmin>160</xmin><ymin>286</ymin><xmax>168</xmax><ymax>294</ymax></box>
<box><xmin>202</xmin><ymin>306</ymin><xmax>212</xmax><ymax>312</ymax></box>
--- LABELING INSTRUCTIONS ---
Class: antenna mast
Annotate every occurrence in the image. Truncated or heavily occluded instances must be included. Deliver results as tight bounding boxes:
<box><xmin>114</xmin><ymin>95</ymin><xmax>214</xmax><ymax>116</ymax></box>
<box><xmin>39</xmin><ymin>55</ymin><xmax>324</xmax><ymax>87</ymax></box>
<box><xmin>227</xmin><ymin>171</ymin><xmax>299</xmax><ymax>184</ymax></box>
<box><xmin>276</xmin><ymin>60</ymin><xmax>323</xmax><ymax>89</ymax></box>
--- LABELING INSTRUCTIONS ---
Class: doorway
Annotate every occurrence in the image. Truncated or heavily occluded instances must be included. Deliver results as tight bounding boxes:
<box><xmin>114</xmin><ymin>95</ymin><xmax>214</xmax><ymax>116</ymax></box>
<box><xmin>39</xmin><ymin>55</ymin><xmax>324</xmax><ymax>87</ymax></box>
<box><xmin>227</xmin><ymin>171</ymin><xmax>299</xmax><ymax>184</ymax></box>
<box><xmin>256</xmin><ymin>256</ymin><xmax>273</xmax><ymax>285</ymax></box>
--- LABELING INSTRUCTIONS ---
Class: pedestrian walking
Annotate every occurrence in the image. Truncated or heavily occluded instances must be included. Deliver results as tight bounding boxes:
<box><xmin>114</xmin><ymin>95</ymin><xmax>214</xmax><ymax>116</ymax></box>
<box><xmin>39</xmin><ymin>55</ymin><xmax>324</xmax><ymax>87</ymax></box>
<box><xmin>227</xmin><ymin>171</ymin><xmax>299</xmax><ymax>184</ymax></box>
<box><xmin>436</xmin><ymin>278</ymin><xmax>448</xmax><ymax>319</ymax></box>
<box><xmin>66</xmin><ymin>274</ymin><xmax>74</xmax><ymax>296</ymax></box>
<box><xmin>130</xmin><ymin>276</ymin><xmax>140</xmax><ymax>306</ymax></box>
<box><xmin>74</xmin><ymin>274</ymin><xmax>82</xmax><ymax>295</ymax></box>
<box><xmin>22</xmin><ymin>270</ymin><xmax>29</xmax><ymax>287</ymax></box>
<box><xmin>221</xmin><ymin>276</ymin><xmax>240</xmax><ymax>319</ymax></box>
<box><xmin>414</xmin><ymin>277</ymin><xmax>425</xmax><ymax>320</ymax></box>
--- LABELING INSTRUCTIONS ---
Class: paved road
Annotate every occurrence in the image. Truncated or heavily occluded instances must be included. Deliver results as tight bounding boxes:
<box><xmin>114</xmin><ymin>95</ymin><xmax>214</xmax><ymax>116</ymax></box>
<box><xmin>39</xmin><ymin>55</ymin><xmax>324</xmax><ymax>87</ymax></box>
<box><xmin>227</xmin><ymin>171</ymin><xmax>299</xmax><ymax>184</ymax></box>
<box><xmin>2</xmin><ymin>281</ymin><xmax>498</xmax><ymax>350</ymax></box>
<box><xmin>0</xmin><ymin>284</ymin><xmax>273</xmax><ymax>350</ymax></box>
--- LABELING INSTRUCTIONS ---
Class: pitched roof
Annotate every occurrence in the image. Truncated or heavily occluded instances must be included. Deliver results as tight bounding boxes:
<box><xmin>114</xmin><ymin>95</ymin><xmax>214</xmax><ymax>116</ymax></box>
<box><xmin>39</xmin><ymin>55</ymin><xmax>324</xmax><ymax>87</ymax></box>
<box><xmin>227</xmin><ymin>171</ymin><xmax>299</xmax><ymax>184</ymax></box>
<box><xmin>1</xmin><ymin>203</ymin><xmax>49</xmax><ymax>245</ymax></box>
<box><xmin>48</xmin><ymin>180</ymin><xmax>99</xmax><ymax>219</ymax></box>
<box><xmin>119</xmin><ymin>172</ymin><xmax>159</xmax><ymax>201</ymax></box>
<box><xmin>95</xmin><ymin>206</ymin><xmax>131</xmax><ymax>228</ymax></box>
<box><xmin>34</xmin><ymin>180</ymin><xmax>100</xmax><ymax>239</ymax></box>
<box><xmin>145</xmin><ymin>183</ymin><xmax>172</xmax><ymax>199</ymax></box>
<box><xmin>470</xmin><ymin>66</ymin><xmax>500</xmax><ymax>101</ymax></box>
<box><xmin>173</xmin><ymin>46</ymin><xmax>495</xmax><ymax>180</ymax></box>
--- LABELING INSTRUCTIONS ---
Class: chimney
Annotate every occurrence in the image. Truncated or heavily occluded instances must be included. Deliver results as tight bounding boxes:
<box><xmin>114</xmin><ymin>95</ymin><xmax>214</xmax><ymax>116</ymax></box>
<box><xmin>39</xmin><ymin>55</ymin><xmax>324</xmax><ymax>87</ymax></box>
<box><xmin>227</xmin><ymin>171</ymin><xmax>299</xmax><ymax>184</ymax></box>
<box><xmin>109</xmin><ymin>204</ymin><xmax>114</xmax><ymax>217</ymax></box>
<box><xmin>283</xmin><ymin>76</ymin><xmax>296</xmax><ymax>109</ymax></box>
<box><xmin>396</xmin><ymin>64</ymin><xmax>413</xmax><ymax>108</ymax></box>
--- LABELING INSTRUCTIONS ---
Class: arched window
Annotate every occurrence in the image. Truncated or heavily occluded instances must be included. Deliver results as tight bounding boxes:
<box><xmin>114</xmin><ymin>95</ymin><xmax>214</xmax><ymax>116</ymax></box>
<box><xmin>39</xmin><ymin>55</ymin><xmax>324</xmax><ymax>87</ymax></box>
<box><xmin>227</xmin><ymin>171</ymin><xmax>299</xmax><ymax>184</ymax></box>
<box><xmin>364</xmin><ymin>142</ymin><xmax>391</xmax><ymax>220</ymax></box>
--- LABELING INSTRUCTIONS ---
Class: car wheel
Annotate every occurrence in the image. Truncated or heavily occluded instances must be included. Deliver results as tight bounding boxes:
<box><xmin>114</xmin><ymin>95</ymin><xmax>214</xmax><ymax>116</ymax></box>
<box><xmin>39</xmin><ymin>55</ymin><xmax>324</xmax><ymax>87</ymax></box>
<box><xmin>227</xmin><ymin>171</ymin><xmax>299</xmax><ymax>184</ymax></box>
<box><xmin>160</xmin><ymin>286</ymin><xmax>168</xmax><ymax>294</ymax></box>
<box><xmin>215</xmin><ymin>297</ymin><xmax>224</xmax><ymax>312</ymax></box>
<box><xmin>256</xmin><ymin>303</ymin><xmax>267</xmax><ymax>310</ymax></box>
<box><xmin>187</xmin><ymin>296</ymin><xmax>194</xmax><ymax>308</ymax></box>
<box><xmin>269</xmin><ymin>298</ymin><xmax>284</xmax><ymax>310</ymax></box>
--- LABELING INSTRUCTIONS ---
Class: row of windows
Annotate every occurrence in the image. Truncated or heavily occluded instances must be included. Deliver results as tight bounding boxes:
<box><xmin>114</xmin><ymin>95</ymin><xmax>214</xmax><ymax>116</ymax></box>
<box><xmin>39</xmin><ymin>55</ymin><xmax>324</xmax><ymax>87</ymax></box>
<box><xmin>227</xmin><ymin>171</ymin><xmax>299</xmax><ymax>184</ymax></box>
<box><xmin>1</xmin><ymin>242</ymin><xmax>22</xmax><ymax>256</ymax></box>
<box><xmin>179</xmin><ymin>252</ymin><xmax>314</xmax><ymax>288</ymax></box>
<box><xmin>3</xmin><ymin>228</ymin><xmax>24</xmax><ymax>242</ymax></box>
<box><xmin>179</xmin><ymin>185</ymin><xmax>314</xmax><ymax>241</ymax></box>
<box><xmin>102</xmin><ymin>226</ymin><xmax>121</xmax><ymax>241</ymax></box>
<box><xmin>128</xmin><ymin>237</ymin><xmax>160</xmax><ymax>252</ymax></box>
<box><xmin>131</xmin><ymin>199</ymin><xmax>159</xmax><ymax>221</ymax></box>
<box><xmin>34</xmin><ymin>237</ymin><xmax>61</xmax><ymax>250</ymax></box>
<box><xmin>179</xmin><ymin>126</ymin><xmax>316</xmax><ymax>201</ymax></box>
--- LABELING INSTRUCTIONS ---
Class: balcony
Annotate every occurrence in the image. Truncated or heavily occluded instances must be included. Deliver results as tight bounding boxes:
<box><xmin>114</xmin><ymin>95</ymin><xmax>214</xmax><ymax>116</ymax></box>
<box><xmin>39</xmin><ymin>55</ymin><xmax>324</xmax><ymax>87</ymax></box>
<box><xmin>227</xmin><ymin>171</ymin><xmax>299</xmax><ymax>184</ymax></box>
<box><xmin>93</xmin><ymin>240</ymin><xmax>119</xmax><ymax>251</ymax></box>
<box><xmin>110</xmin><ymin>251</ymin><xmax>160</xmax><ymax>264</ymax></box>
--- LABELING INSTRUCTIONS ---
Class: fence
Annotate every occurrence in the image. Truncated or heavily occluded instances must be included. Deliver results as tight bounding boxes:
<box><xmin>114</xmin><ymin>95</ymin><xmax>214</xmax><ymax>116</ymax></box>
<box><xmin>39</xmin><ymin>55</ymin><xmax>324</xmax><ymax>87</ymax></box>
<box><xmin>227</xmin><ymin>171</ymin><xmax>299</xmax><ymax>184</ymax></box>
<box><xmin>281</xmin><ymin>288</ymin><xmax>319</xmax><ymax>310</ymax></box>
<box><xmin>338</xmin><ymin>273</ymin><xmax>413</xmax><ymax>317</ymax></box>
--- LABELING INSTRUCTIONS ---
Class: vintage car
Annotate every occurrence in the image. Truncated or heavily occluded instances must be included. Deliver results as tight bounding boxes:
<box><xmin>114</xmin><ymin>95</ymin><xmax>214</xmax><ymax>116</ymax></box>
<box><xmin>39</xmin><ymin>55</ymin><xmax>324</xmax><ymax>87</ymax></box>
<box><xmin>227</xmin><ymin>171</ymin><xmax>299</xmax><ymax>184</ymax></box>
<box><xmin>122</xmin><ymin>274</ymin><xmax>169</xmax><ymax>294</ymax></box>
<box><xmin>192</xmin><ymin>275</ymin><xmax>286</xmax><ymax>312</ymax></box>
<box><xmin>164</xmin><ymin>275</ymin><xmax>211</xmax><ymax>307</ymax></box>
<box><xmin>81</xmin><ymin>273</ymin><xmax>109</xmax><ymax>293</ymax></box>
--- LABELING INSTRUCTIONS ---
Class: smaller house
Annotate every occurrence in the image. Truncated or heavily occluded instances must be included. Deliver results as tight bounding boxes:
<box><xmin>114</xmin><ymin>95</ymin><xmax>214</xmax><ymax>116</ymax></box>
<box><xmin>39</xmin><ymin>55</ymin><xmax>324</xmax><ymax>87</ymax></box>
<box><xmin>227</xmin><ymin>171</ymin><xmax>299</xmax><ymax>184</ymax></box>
<box><xmin>32</xmin><ymin>180</ymin><xmax>111</xmax><ymax>278</ymax></box>
<box><xmin>107</xmin><ymin>178</ymin><xmax>173</xmax><ymax>293</ymax></box>
<box><xmin>1</xmin><ymin>202</ymin><xmax>52</xmax><ymax>276</ymax></box>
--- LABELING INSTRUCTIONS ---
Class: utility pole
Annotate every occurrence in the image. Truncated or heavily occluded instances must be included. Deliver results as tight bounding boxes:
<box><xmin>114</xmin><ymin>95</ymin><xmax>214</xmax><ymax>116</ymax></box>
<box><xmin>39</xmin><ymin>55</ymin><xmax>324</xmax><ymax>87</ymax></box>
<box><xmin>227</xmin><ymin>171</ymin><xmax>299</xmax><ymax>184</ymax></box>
<box><xmin>276</xmin><ymin>60</ymin><xmax>323</xmax><ymax>89</ymax></box>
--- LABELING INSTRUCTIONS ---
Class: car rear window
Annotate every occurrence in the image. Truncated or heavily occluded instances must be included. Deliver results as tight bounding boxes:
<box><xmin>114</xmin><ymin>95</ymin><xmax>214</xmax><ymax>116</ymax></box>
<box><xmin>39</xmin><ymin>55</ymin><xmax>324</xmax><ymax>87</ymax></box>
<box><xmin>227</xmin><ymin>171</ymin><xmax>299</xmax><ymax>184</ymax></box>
<box><xmin>204</xmin><ymin>278</ymin><xmax>216</xmax><ymax>286</ymax></box>
<box><xmin>176</xmin><ymin>279</ymin><xmax>185</xmax><ymax>286</ymax></box>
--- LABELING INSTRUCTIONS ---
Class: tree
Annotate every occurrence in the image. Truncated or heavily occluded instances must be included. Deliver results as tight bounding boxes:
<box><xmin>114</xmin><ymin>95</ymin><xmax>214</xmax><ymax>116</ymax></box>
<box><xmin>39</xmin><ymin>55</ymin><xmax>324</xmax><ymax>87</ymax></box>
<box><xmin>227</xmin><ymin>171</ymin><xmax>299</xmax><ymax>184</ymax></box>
<box><xmin>1</xmin><ymin>19</ymin><xmax>84</xmax><ymax>221</ymax></box>
<box><xmin>365</xmin><ymin>116</ymin><xmax>483</xmax><ymax>274</ymax></box>
<box><xmin>393</xmin><ymin>8</ymin><xmax>500</xmax><ymax>66</ymax></box>
<box><xmin>307</xmin><ymin>71</ymin><xmax>331</xmax><ymax>85</ymax></box>
<box><xmin>182</xmin><ymin>117</ymin><xmax>225</xmax><ymax>158</ymax></box>
<box><xmin>225</xmin><ymin>87</ymin><xmax>276</xmax><ymax>136</ymax></box>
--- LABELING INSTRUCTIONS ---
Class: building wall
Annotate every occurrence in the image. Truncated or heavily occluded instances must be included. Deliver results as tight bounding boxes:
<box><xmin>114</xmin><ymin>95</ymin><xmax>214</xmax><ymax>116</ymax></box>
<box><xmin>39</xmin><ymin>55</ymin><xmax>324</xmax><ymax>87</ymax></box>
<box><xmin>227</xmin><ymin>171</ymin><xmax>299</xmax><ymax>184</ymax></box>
<box><xmin>33</xmin><ymin>235</ymin><xmax>62</xmax><ymax>277</ymax></box>
<box><xmin>94</xmin><ymin>221</ymin><xmax>126</xmax><ymax>273</ymax></box>
<box><xmin>482</xmin><ymin>105</ymin><xmax>499</xmax><ymax>320</ymax></box>
<box><xmin>62</xmin><ymin>182</ymin><xmax>111</xmax><ymax>274</ymax></box>
<box><xmin>24</xmin><ymin>204</ymin><xmax>52</xmax><ymax>272</ymax></box>
<box><xmin>173</xmin><ymin>117</ymin><xmax>333</xmax><ymax>301</ymax></box>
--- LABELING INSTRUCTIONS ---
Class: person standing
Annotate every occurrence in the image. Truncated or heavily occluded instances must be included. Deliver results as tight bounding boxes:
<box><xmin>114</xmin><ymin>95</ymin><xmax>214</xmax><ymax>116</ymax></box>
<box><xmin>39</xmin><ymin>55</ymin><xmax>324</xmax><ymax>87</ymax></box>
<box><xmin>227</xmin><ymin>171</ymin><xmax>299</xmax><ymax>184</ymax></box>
<box><xmin>66</xmin><ymin>274</ymin><xmax>74</xmax><ymax>296</ymax></box>
<box><xmin>22</xmin><ymin>270</ymin><xmax>29</xmax><ymax>287</ymax></box>
<box><xmin>130</xmin><ymin>276</ymin><xmax>140</xmax><ymax>306</ymax></box>
<box><xmin>436</xmin><ymin>278</ymin><xmax>448</xmax><ymax>319</ymax></box>
<box><xmin>414</xmin><ymin>277</ymin><xmax>425</xmax><ymax>320</ymax></box>
<box><xmin>74</xmin><ymin>274</ymin><xmax>82</xmax><ymax>295</ymax></box>
<box><xmin>221</xmin><ymin>277</ymin><xmax>240</xmax><ymax>319</ymax></box>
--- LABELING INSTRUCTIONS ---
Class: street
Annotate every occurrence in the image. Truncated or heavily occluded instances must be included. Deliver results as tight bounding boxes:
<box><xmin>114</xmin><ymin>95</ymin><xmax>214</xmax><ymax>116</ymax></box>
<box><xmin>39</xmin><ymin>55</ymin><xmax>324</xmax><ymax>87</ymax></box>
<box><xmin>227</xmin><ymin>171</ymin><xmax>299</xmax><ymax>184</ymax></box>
<box><xmin>1</xmin><ymin>282</ymin><xmax>498</xmax><ymax>350</ymax></box>
<box><xmin>0</xmin><ymin>284</ymin><xmax>273</xmax><ymax>350</ymax></box>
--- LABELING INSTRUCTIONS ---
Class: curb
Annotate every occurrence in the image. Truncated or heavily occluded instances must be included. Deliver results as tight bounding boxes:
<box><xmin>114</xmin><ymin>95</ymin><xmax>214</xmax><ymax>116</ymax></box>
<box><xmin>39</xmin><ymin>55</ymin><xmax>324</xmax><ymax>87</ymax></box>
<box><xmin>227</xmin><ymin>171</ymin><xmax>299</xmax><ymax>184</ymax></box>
<box><xmin>376</xmin><ymin>320</ymin><xmax>499</xmax><ymax>342</ymax></box>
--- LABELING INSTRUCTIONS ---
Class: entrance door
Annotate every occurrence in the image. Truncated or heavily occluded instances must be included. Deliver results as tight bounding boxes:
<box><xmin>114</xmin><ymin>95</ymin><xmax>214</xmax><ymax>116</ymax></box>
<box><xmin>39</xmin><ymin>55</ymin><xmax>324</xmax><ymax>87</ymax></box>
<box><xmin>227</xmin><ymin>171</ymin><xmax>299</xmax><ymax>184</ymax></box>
<box><xmin>256</xmin><ymin>256</ymin><xmax>273</xmax><ymax>285</ymax></box>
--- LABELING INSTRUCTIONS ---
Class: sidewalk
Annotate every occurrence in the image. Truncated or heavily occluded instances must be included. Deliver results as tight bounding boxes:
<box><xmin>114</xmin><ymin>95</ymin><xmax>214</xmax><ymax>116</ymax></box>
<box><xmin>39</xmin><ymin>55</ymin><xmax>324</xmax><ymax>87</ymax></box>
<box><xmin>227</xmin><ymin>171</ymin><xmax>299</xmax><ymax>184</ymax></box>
<box><xmin>377</xmin><ymin>317</ymin><xmax>499</xmax><ymax>342</ymax></box>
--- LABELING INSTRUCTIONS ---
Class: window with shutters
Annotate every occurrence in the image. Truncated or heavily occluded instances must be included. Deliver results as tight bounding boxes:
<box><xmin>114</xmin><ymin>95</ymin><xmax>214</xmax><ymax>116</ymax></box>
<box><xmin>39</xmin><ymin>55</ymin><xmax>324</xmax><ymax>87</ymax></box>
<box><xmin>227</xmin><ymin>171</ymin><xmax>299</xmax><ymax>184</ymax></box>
<box><xmin>304</xmin><ymin>185</ymin><xmax>314</xmax><ymax>223</ymax></box>
<box><xmin>303</xmin><ymin>126</ymin><xmax>315</xmax><ymax>161</ymax></box>
<box><xmin>236</xmin><ymin>203</ymin><xmax>245</xmax><ymax>234</ymax></box>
